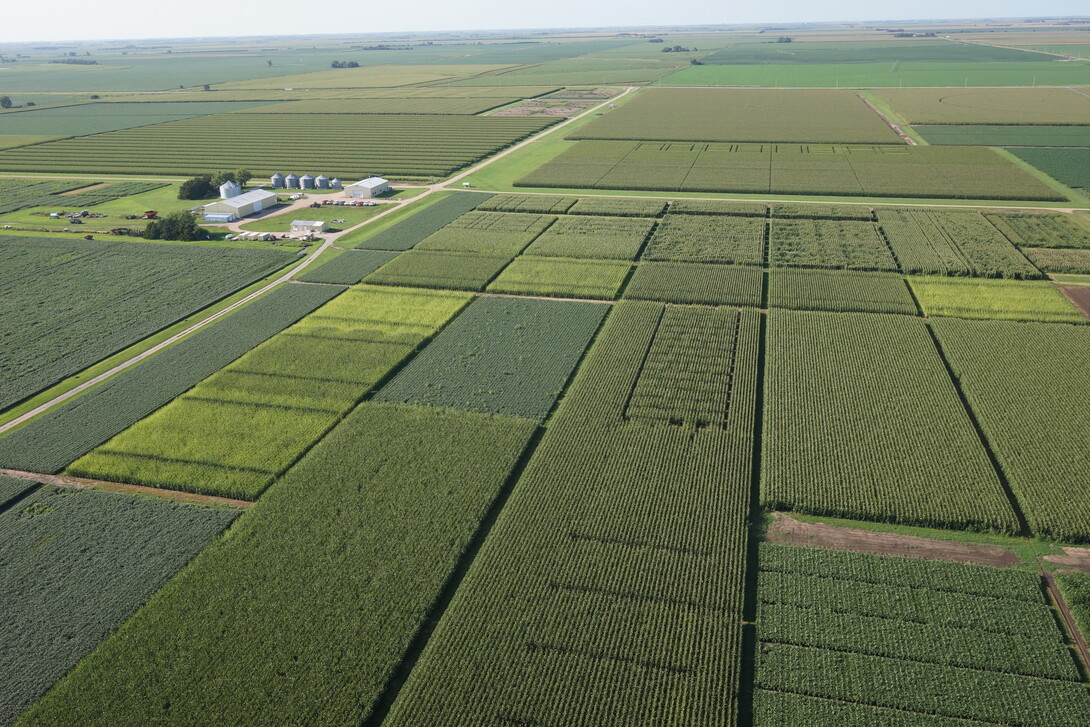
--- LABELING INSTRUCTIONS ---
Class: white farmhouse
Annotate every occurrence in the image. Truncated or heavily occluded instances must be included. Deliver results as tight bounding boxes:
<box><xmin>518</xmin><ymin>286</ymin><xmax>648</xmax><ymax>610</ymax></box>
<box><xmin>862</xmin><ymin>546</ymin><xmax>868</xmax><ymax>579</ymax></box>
<box><xmin>345</xmin><ymin>177</ymin><xmax>390</xmax><ymax>199</ymax></box>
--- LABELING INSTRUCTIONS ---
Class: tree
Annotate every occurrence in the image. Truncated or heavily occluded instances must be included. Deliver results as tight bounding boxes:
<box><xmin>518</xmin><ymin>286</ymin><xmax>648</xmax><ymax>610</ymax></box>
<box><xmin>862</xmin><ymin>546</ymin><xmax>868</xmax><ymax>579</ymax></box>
<box><xmin>235</xmin><ymin>169</ymin><xmax>253</xmax><ymax>186</ymax></box>
<box><xmin>25</xmin><ymin>101</ymin><xmax>35</xmax><ymax>107</ymax></box>
<box><xmin>202</xmin><ymin>84</ymin><xmax>211</xmax><ymax>91</ymax></box>
<box><xmin>266</xmin><ymin>59</ymin><xmax>273</xmax><ymax>67</ymax></box>
<box><xmin>0</xmin><ymin>96</ymin><xmax>12</xmax><ymax>109</ymax></box>
<box><xmin>144</xmin><ymin>211</ymin><xmax>206</xmax><ymax>241</ymax></box>
<box><xmin>177</xmin><ymin>175</ymin><xmax>214</xmax><ymax>200</ymax></box>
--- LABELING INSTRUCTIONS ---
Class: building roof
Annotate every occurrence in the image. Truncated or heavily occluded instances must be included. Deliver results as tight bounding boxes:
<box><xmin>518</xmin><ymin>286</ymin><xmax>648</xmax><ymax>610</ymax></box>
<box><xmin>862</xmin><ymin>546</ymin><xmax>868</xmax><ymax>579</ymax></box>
<box><xmin>203</xmin><ymin>189</ymin><xmax>278</xmax><ymax>211</ymax></box>
<box><xmin>291</xmin><ymin>220</ymin><xmax>326</xmax><ymax>228</ymax></box>
<box><xmin>349</xmin><ymin>177</ymin><xmax>389</xmax><ymax>189</ymax></box>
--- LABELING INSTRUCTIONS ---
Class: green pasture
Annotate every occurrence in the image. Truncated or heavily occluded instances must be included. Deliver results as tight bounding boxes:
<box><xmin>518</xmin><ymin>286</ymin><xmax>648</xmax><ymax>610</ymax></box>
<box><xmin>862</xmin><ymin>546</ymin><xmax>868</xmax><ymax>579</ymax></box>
<box><xmin>239</xmin><ymin>204</ymin><xmax>385</xmax><ymax>233</ymax></box>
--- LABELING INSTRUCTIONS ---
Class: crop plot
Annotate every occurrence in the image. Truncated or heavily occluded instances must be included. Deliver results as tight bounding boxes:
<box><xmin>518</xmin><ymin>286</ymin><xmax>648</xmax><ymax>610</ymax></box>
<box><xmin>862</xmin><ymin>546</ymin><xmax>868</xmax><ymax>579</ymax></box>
<box><xmin>364</xmin><ymin>250</ymin><xmax>513</xmax><ymax>291</ymax></box>
<box><xmin>487</xmin><ymin>257</ymin><xmax>630</xmax><ymax>299</ymax></box>
<box><xmin>985</xmin><ymin>212</ymin><xmax>1090</xmax><ymax>249</ymax></box>
<box><xmin>1023</xmin><ymin>247</ymin><xmax>1090</xmax><ymax>274</ymax></box>
<box><xmin>914</xmin><ymin>125</ymin><xmax>1090</xmax><ymax>147</ymax></box>
<box><xmin>523</xmin><ymin>215</ymin><xmax>654</xmax><ymax>259</ymax></box>
<box><xmin>415</xmin><ymin>211</ymin><xmax>555</xmax><ymax>254</ymax></box>
<box><xmin>0</xmin><ymin>114</ymin><xmax>557</xmax><ymax>178</ymax></box>
<box><xmin>0</xmin><ymin>475</ymin><xmax>36</xmax><ymax>511</ymax></box>
<box><xmin>0</xmin><ymin>235</ymin><xmax>295</xmax><ymax>412</ymax></box>
<box><xmin>1011</xmin><ymin>148</ymin><xmax>1090</xmax><ymax>194</ymax></box>
<box><xmin>762</xmin><ymin>310</ymin><xmax>1018</xmax><ymax>531</ymax></box>
<box><xmin>769</xmin><ymin>218</ymin><xmax>895</xmax><ymax>271</ymax></box>
<box><xmin>382</xmin><ymin>301</ymin><xmax>760</xmax><ymax>727</ymax></box>
<box><xmin>0</xmin><ymin>284</ymin><xmax>343</xmax><ymax>475</ymax></box>
<box><xmin>0</xmin><ymin>178</ymin><xmax>168</xmax><ymax>214</ymax></box>
<box><xmin>518</xmin><ymin>141</ymin><xmax>1062</xmax><ymax>200</ymax></box>
<box><xmin>754</xmin><ymin>543</ymin><xmax>1090</xmax><ymax>726</ymax></box>
<box><xmin>669</xmin><ymin>199</ymin><xmax>767</xmax><ymax>217</ymax></box>
<box><xmin>477</xmin><ymin>194</ymin><xmax>576</xmax><ymax>214</ymax></box>
<box><xmin>296</xmin><ymin>250</ymin><xmax>398</xmax><ymax>285</ymax></box>
<box><xmin>375</xmin><ymin>296</ymin><xmax>607</xmax><ymax>419</ymax></box>
<box><xmin>642</xmin><ymin>213</ymin><xmax>765</xmax><ymax>265</ymax></box>
<box><xmin>66</xmin><ymin>286</ymin><xmax>470</xmax><ymax>499</ymax></box>
<box><xmin>567</xmin><ymin>196</ymin><xmax>667</xmax><ymax>217</ymax></box>
<box><xmin>873</xmin><ymin>87</ymin><xmax>1090</xmax><ymax>125</ymax></box>
<box><xmin>768</xmin><ymin>269</ymin><xmax>916</xmax><ymax>314</ymax></box>
<box><xmin>0</xmin><ymin>485</ymin><xmax>237</xmax><ymax>726</ymax></box>
<box><xmin>0</xmin><ymin>100</ymin><xmax>265</xmax><ymax>137</ymax></box>
<box><xmin>18</xmin><ymin>404</ymin><xmax>536</xmax><ymax>727</ymax></box>
<box><xmin>932</xmin><ymin>318</ymin><xmax>1090</xmax><ymax>541</ymax></box>
<box><xmin>569</xmin><ymin>89</ymin><xmax>901</xmax><ymax>144</ymax></box>
<box><xmin>909</xmin><ymin>277</ymin><xmax>1084</xmax><ymax>323</ymax></box>
<box><xmin>770</xmin><ymin>202</ymin><xmax>873</xmax><ymax>221</ymax></box>
<box><xmin>623</xmin><ymin>262</ymin><xmax>763</xmax><ymax>307</ymax></box>
<box><xmin>878</xmin><ymin>208</ymin><xmax>1042</xmax><ymax>277</ymax></box>
<box><xmin>237</xmin><ymin>97</ymin><xmax>519</xmax><ymax>115</ymax></box>
<box><xmin>351</xmin><ymin>192</ymin><xmax>492</xmax><ymax>251</ymax></box>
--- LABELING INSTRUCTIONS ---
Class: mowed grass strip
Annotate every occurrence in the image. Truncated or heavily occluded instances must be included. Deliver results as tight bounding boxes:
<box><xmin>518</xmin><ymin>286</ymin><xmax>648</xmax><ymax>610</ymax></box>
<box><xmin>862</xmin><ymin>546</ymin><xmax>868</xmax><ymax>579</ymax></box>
<box><xmin>909</xmin><ymin>277</ymin><xmax>1084</xmax><ymax>323</ymax></box>
<box><xmin>375</xmin><ymin>296</ymin><xmax>608</xmax><ymax>419</ymax></box>
<box><xmin>761</xmin><ymin>310</ymin><xmax>1018</xmax><ymax>532</ymax></box>
<box><xmin>768</xmin><ymin>269</ymin><xmax>917</xmax><ymax>315</ymax></box>
<box><xmin>16</xmin><ymin>404</ymin><xmax>536</xmax><ymax>727</ymax></box>
<box><xmin>931</xmin><ymin>318</ymin><xmax>1090</xmax><ymax>541</ymax></box>
<box><xmin>487</xmin><ymin>257</ymin><xmax>631</xmax><ymax>299</ymax></box>
<box><xmin>623</xmin><ymin>262</ymin><xmax>763</xmax><ymax>307</ymax></box>
<box><xmin>66</xmin><ymin>286</ymin><xmax>471</xmax><ymax>499</ymax></box>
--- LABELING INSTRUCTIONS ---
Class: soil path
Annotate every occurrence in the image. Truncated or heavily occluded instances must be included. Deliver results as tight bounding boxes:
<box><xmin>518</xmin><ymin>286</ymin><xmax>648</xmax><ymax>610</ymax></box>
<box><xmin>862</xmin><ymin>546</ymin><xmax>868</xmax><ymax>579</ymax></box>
<box><xmin>766</xmin><ymin>512</ymin><xmax>1022</xmax><ymax>567</ymax></box>
<box><xmin>1042</xmin><ymin>569</ymin><xmax>1090</xmax><ymax>669</ymax></box>
<box><xmin>855</xmin><ymin>92</ymin><xmax>917</xmax><ymax>145</ymax></box>
<box><xmin>1</xmin><ymin>467</ymin><xmax>251</xmax><ymax>509</ymax></box>
<box><xmin>1044</xmin><ymin>546</ymin><xmax>1090</xmax><ymax>572</ymax></box>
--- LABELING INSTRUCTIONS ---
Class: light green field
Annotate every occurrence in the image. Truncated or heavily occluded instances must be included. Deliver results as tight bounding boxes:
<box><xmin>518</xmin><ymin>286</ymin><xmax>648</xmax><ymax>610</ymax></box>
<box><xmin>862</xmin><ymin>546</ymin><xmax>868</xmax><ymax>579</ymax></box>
<box><xmin>0</xmin><ymin>135</ymin><xmax>61</xmax><ymax>150</ymax></box>
<box><xmin>910</xmin><ymin>277</ymin><xmax>1086</xmax><ymax>323</ymax></box>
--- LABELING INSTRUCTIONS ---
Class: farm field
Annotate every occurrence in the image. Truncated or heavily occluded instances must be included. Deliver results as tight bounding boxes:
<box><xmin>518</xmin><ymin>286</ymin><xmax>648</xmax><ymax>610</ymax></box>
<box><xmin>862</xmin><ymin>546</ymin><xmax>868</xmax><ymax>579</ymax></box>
<box><xmin>516</xmin><ymin>141</ymin><xmax>1064</xmax><ymax>200</ymax></box>
<box><xmin>0</xmin><ymin>235</ymin><xmax>295</xmax><ymax>413</ymax></box>
<box><xmin>7</xmin><ymin>22</ymin><xmax>1090</xmax><ymax>727</ymax></box>
<box><xmin>570</xmin><ymin>88</ymin><xmax>900</xmax><ymax>143</ymax></box>
<box><xmin>0</xmin><ymin>114</ymin><xmax>557</xmax><ymax>179</ymax></box>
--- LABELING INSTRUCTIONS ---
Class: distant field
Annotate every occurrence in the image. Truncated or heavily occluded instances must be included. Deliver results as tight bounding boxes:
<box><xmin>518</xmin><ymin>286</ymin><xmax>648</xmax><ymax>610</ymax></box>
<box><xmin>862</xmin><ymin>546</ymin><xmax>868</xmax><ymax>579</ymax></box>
<box><xmin>0</xmin><ymin>101</ymin><xmax>264</xmax><ymax>136</ymax></box>
<box><xmin>517</xmin><ymin>141</ymin><xmax>1063</xmax><ymax>200</ymax></box>
<box><xmin>236</xmin><ymin>97</ymin><xmax>519</xmax><ymax>115</ymax></box>
<box><xmin>0</xmin><ymin>114</ymin><xmax>556</xmax><ymax>179</ymax></box>
<box><xmin>914</xmin><ymin>125</ymin><xmax>1090</xmax><ymax>146</ymax></box>
<box><xmin>214</xmin><ymin>64</ymin><xmax>516</xmax><ymax>89</ymax></box>
<box><xmin>1011</xmin><ymin>147</ymin><xmax>1090</xmax><ymax>193</ymax></box>
<box><xmin>873</xmin><ymin>87</ymin><xmax>1090</xmax><ymax>124</ymax></box>
<box><xmin>450</xmin><ymin>57</ymin><xmax>687</xmax><ymax>86</ymax></box>
<box><xmin>569</xmin><ymin>88</ymin><xmax>900</xmax><ymax>144</ymax></box>
<box><xmin>701</xmin><ymin>40</ymin><xmax>1046</xmax><ymax>64</ymax></box>
<box><xmin>658</xmin><ymin>61</ymin><xmax>1090</xmax><ymax>87</ymax></box>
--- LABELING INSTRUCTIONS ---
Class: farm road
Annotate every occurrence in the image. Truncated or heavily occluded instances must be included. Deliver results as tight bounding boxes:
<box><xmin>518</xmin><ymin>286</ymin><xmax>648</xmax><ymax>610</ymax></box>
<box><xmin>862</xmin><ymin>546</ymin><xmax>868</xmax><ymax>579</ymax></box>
<box><xmin>1</xmin><ymin>88</ymin><xmax>630</xmax><ymax>435</ymax></box>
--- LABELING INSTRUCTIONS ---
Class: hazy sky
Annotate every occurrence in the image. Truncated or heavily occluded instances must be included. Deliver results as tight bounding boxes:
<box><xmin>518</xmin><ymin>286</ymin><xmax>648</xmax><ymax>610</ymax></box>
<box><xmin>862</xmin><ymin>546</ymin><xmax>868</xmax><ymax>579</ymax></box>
<box><xmin>2</xmin><ymin>1</ymin><xmax>1088</xmax><ymax>43</ymax></box>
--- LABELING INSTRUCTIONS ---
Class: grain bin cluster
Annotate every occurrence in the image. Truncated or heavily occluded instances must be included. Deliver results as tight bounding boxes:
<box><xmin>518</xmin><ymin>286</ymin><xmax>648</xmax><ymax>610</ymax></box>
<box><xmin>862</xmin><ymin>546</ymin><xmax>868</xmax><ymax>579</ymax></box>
<box><xmin>270</xmin><ymin>173</ymin><xmax>342</xmax><ymax>190</ymax></box>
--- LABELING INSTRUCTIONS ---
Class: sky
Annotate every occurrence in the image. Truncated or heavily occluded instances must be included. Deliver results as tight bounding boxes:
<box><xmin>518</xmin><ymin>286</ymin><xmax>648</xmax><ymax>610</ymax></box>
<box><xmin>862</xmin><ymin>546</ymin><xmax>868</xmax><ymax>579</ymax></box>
<box><xmin>2</xmin><ymin>0</ymin><xmax>1088</xmax><ymax>43</ymax></box>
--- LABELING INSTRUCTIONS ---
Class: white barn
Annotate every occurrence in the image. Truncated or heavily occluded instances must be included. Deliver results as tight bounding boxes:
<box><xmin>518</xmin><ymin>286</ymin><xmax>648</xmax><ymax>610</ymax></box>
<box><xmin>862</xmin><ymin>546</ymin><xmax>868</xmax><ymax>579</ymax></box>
<box><xmin>202</xmin><ymin>189</ymin><xmax>279</xmax><ymax>222</ymax></box>
<box><xmin>345</xmin><ymin>177</ymin><xmax>390</xmax><ymax>199</ymax></box>
<box><xmin>290</xmin><ymin>219</ymin><xmax>330</xmax><ymax>233</ymax></box>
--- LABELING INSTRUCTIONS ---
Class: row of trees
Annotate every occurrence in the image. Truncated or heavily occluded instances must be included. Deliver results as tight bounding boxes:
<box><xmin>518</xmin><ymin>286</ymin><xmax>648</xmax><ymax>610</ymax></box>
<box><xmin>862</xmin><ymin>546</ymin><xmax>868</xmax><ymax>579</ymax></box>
<box><xmin>177</xmin><ymin>170</ymin><xmax>254</xmax><ymax>200</ymax></box>
<box><xmin>330</xmin><ymin>60</ymin><xmax>360</xmax><ymax>68</ymax></box>
<box><xmin>144</xmin><ymin>211</ymin><xmax>207</xmax><ymax>241</ymax></box>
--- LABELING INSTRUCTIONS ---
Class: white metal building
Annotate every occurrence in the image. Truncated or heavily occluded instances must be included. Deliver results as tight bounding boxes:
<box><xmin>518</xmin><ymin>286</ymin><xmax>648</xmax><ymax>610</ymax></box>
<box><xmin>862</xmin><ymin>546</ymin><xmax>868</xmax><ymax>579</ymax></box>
<box><xmin>202</xmin><ymin>189</ymin><xmax>279</xmax><ymax>222</ymax></box>
<box><xmin>345</xmin><ymin>177</ymin><xmax>390</xmax><ymax>198</ymax></box>
<box><xmin>290</xmin><ymin>219</ymin><xmax>330</xmax><ymax>233</ymax></box>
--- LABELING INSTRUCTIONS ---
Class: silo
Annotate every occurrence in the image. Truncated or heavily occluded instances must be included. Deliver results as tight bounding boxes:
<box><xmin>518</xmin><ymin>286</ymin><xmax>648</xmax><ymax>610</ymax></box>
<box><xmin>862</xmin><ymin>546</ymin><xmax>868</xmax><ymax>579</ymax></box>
<box><xmin>300</xmin><ymin>174</ymin><xmax>315</xmax><ymax>190</ymax></box>
<box><xmin>285</xmin><ymin>173</ymin><xmax>300</xmax><ymax>189</ymax></box>
<box><xmin>270</xmin><ymin>172</ymin><xmax>286</xmax><ymax>189</ymax></box>
<box><xmin>315</xmin><ymin>174</ymin><xmax>330</xmax><ymax>190</ymax></box>
<box><xmin>330</xmin><ymin>178</ymin><xmax>343</xmax><ymax>190</ymax></box>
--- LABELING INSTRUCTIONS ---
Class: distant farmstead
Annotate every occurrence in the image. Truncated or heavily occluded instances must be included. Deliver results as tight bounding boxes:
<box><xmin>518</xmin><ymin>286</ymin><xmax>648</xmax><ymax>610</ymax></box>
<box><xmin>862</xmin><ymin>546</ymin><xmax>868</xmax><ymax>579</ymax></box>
<box><xmin>202</xmin><ymin>189</ymin><xmax>279</xmax><ymax>222</ymax></box>
<box><xmin>345</xmin><ymin>177</ymin><xmax>390</xmax><ymax>199</ymax></box>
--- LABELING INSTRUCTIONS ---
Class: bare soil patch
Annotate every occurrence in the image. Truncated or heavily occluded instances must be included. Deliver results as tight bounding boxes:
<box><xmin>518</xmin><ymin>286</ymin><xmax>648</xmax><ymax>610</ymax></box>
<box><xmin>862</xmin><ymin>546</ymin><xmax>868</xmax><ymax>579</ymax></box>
<box><xmin>1060</xmin><ymin>286</ymin><xmax>1090</xmax><ymax>319</ymax></box>
<box><xmin>546</xmin><ymin>88</ymin><xmax>619</xmax><ymax>100</ymax></box>
<box><xmin>767</xmin><ymin>512</ymin><xmax>1022</xmax><ymax>567</ymax></box>
<box><xmin>1</xmin><ymin>467</ymin><xmax>251</xmax><ymax>509</ymax></box>
<box><xmin>1044</xmin><ymin>546</ymin><xmax>1090</xmax><ymax>572</ymax></box>
<box><xmin>494</xmin><ymin>99</ymin><xmax>597</xmax><ymax>117</ymax></box>
<box><xmin>59</xmin><ymin>182</ymin><xmax>111</xmax><ymax>195</ymax></box>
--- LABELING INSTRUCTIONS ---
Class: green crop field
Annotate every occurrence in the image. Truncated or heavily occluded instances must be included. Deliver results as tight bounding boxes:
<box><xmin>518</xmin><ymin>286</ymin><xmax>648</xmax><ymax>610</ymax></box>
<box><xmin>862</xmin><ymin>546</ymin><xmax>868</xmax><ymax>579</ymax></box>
<box><xmin>0</xmin><ymin>114</ymin><xmax>556</xmax><ymax>179</ymax></box>
<box><xmin>236</xmin><ymin>96</ymin><xmax>520</xmax><ymax>115</ymax></box>
<box><xmin>755</xmin><ymin>543</ymin><xmax>1090</xmax><ymax>726</ymax></box>
<box><xmin>364</xmin><ymin>249</ymin><xmax>513</xmax><ymax>290</ymax></box>
<box><xmin>985</xmin><ymin>212</ymin><xmax>1090</xmax><ymax>249</ymax></box>
<box><xmin>0</xmin><ymin>235</ymin><xmax>295</xmax><ymax>413</ymax></box>
<box><xmin>933</xmin><ymin>318</ymin><xmax>1090</xmax><ymax>541</ymax></box>
<box><xmin>1023</xmin><ymin>246</ymin><xmax>1090</xmax><ymax>274</ymax></box>
<box><xmin>0</xmin><ymin>485</ymin><xmax>238</xmax><ymax>726</ymax></box>
<box><xmin>487</xmin><ymin>256</ymin><xmax>631</xmax><ymax>298</ymax></box>
<box><xmin>477</xmin><ymin>193</ymin><xmax>576</xmax><ymax>214</ymax></box>
<box><xmin>768</xmin><ymin>269</ymin><xmax>917</xmax><ymax>314</ymax></box>
<box><xmin>703</xmin><ymin>40</ymin><xmax>1050</xmax><ymax>65</ymax></box>
<box><xmin>523</xmin><ymin>215</ymin><xmax>654</xmax><ymax>259</ymax></box>
<box><xmin>0</xmin><ymin>101</ymin><xmax>266</xmax><ymax>136</ymax></box>
<box><xmin>415</xmin><ymin>210</ymin><xmax>555</xmax><ymax>254</ymax></box>
<box><xmin>1010</xmin><ymin>147</ymin><xmax>1090</xmax><ymax>194</ymax></box>
<box><xmin>914</xmin><ymin>124</ymin><xmax>1090</xmax><ymax>146</ymax></box>
<box><xmin>375</xmin><ymin>296</ymin><xmax>607</xmax><ymax>418</ymax></box>
<box><xmin>569</xmin><ymin>88</ymin><xmax>900</xmax><ymax>143</ymax></box>
<box><xmin>643</xmin><ymin>213</ymin><xmax>766</xmax><ymax>264</ymax></box>
<box><xmin>873</xmin><ymin>87</ymin><xmax>1090</xmax><ymax>124</ymax></box>
<box><xmin>517</xmin><ymin>141</ymin><xmax>1064</xmax><ymax>200</ymax></box>
<box><xmin>762</xmin><ymin>309</ymin><xmax>1018</xmax><ymax>531</ymax></box>
<box><xmin>909</xmin><ymin>277</ymin><xmax>1084</xmax><ymax>323</ymax></box>
<box><xmin>68</xmin><ymin>286</ymin><xmax>470</xmax><ymax>499</ymax></box>
<box><xmin>623</xmin><ymin>261</ymin><xmax>763</xmax><ymax>307</ymax></box>
<box><xmin>769</xmin><ymin>218</ymin><xmax>896</xmax><ymax>271</ymax></box>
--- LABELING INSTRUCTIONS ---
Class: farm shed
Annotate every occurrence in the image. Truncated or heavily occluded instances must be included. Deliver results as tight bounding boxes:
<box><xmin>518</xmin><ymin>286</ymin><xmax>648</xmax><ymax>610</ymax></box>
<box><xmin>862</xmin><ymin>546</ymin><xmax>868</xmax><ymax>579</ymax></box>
<box><xmin>345</xmin><ymin>177</ymin><xmax>390</xmax><ymax>198</ymax></box>
<box><xmin>290</xmin><ymin>219</ymin><xmax>330</xmax><ymax>233</ymax></box>
<box><xmin>202</xmin><ymin>189</ymin><xmax>279</xmax><ymax>222</ymax></box>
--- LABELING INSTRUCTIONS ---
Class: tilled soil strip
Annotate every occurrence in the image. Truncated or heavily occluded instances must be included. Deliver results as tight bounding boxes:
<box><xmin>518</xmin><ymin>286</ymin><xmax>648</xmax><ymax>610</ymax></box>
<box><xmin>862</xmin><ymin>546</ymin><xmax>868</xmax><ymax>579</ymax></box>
<box><xmin>1060</xmin><ymin>286</ymin><xmax>1090</xmax><ymax>320</ymax></box>
<box><xmin>1042</xmin><ymin>569</ymin><xmax>1090</xmax><ymax>670</ymax></box>
<box><xmin>1044</xmin><ymin>546</ymin><xmax>1090</xmax><ymax>573</ymax></box>
<box><xmin>766</xmin><ymin>512</ymin><xmax>1022</xmax><ymax>567</ymax></box>
<box><xmin>0</xmin><ymin>467</ymin><xmax>251</xmax><ymax>509</ymax></box>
